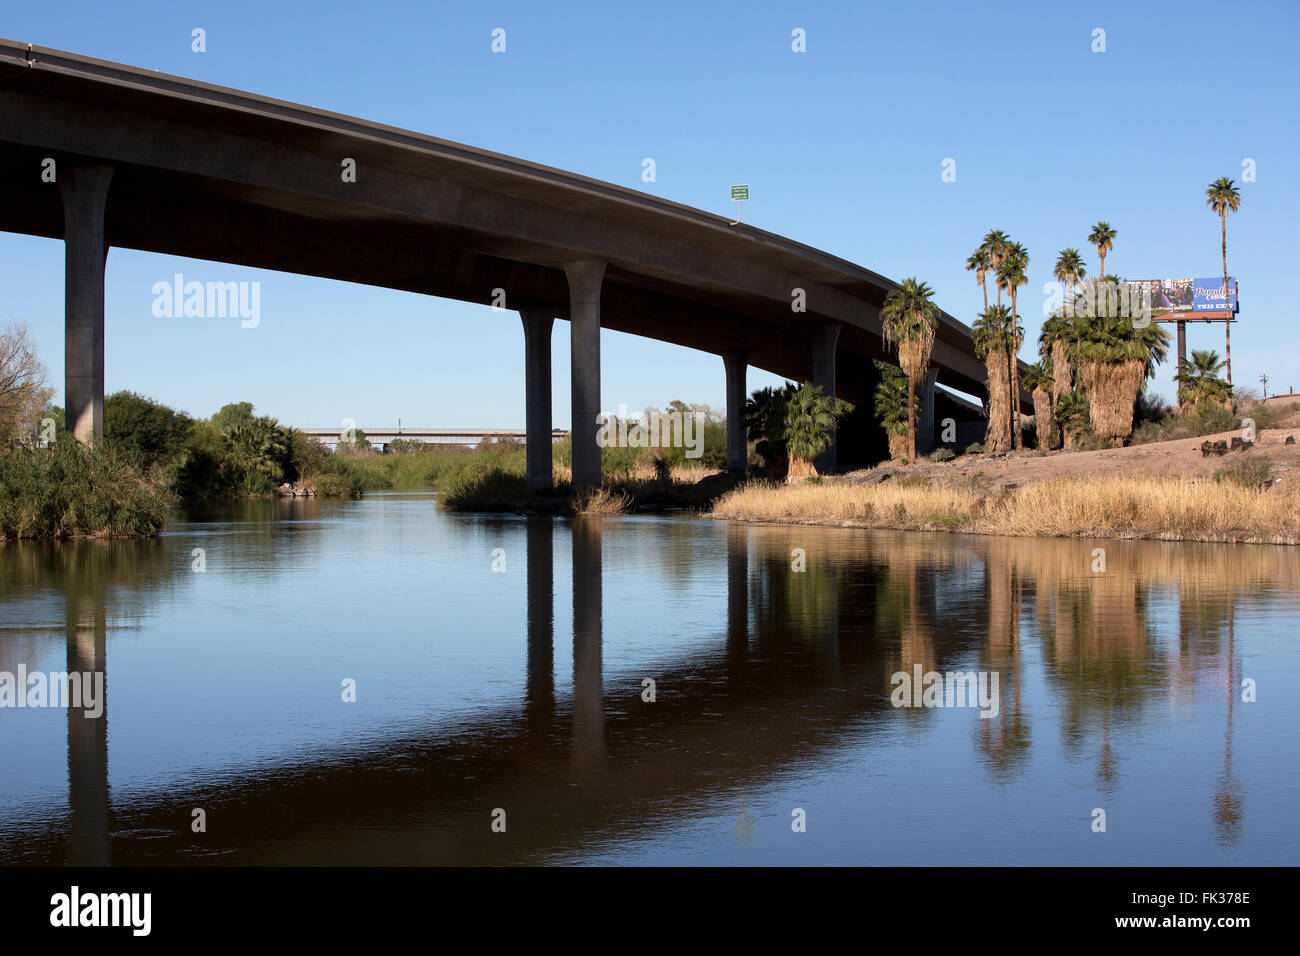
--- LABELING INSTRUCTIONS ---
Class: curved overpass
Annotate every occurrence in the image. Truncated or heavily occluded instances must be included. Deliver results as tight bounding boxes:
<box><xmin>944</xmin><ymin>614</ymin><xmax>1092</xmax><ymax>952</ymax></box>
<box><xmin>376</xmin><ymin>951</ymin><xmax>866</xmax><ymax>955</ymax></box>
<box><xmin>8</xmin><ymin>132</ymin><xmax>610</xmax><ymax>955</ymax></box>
<box><xmin>0</xmin><ymin>39</ymin><xmax>1010</xmax><ymax>483</ymax></box>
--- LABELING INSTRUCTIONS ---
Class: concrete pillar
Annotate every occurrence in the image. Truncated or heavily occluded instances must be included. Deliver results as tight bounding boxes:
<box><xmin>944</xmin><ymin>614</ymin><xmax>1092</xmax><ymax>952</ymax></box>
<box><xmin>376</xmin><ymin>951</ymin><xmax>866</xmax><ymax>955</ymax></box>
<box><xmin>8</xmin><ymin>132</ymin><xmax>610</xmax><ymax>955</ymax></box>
<box><xmin>917</xmin><ymin>368</ymin><xmax>940</xmax><ymax>454</ymax></box>
<box><xmin>722</xmin><ymin>351</ymin><xmax>748</xmax><ymax>475</ymax></box>
<box><xmin>565</xmin><ymin>260</ymin><xmax>605</xmax><ymax>489</ymax></box>
<box><xmin>519</xmin><ymin>307</ymin><xmax>555</xmax><ymax>490</ymax></box>
<box><xmin>60</xmin><ymin>164</ymin><xmax>115</xmax><ymax>442</ymax></box>
<box><xmin>810</xmin><ymin>323</ymin><xmax>840</xmax><ymax>474</ymax></box>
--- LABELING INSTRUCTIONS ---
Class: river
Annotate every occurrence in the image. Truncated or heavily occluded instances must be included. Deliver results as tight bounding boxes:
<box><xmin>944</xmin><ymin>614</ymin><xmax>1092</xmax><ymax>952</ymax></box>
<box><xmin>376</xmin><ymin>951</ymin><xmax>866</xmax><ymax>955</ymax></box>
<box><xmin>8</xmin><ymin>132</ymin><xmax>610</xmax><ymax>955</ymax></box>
<box><xmin>1</xmin><ymin>490</ymin><xmax>1297</xmax><ymax>865</ymax></box>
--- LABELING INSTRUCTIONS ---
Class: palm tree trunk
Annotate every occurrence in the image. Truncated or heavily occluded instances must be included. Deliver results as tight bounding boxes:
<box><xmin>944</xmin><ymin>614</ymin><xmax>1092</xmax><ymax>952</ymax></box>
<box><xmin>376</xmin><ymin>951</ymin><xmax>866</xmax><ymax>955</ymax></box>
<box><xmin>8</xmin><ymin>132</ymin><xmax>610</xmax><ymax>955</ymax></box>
<box><xmin>1222</xmin><ymin>213</ymin><xmax>1231</xmax><ymax>389</ymax></box>
<box><xmin>907</xmin><ymin>378</ymin><xmax>917</xmax><ymax>461</ymax></box>
<box><xmin>1010</xmin><ymin>289</ymin><xmax>1021</xmax><ymax>450</ymax></box>
<box><xmin>1099</xmin><ymin>251</ymin><xmax>1105</xmax><ymax>279</ymax></box>
<box><xmin>981</xmin><ymin>279</ymin><xmax>988</xmax><ymax>312</ymax></box>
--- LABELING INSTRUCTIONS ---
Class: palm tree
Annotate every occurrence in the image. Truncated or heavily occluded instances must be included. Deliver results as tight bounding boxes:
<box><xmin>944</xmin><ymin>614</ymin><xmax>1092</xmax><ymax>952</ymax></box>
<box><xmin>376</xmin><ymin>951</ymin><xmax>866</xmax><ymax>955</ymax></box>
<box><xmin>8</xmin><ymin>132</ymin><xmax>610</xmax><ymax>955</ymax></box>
<box><xmin>1054</xmin><ymin>389</ymin><xmax>1090</xmax><ymax>450</ymax></box>
<box><xmin>1022</xmin><ymin>361</ymin><xmax>1057</xmax><ymax>450</ymax></box>
<box><xmin>1039</xmin><ymin>310</ymin><xmax>1075</xmax><ymax>404</ymax></box>
<box><xmin>1174</xmin><ymin>349</ymin><xmax>1231</xmax><ymax>410</ymax></box>
<box><xmin>1070</xmin><ymin>293</ymin><xmax>1171</xmax><ymax>442</ymax></box>
<box><xmin>1053</xmin><ymin>249</ymin><xmax>1087</xmax><ymax>321</ymax></box>
<box><xmin>873</xmin><ymin>360</ymin><xmax>917</xmax><ymax>461</ymax></box>
<box><xmin>783</xmin><ymin>382</ymin><xmax>850</xmax><ymax>480</ymax></box>
<box><xmin>965</xmin><ymin>245</ymin><xmax>992</xmax><ymax>312</ymax></box>
<box><xmin>982</xmin><ymin>230</ymin><xmax>1011</xmax><ymax>308</ymax></box>
<box><xmin>1205</xmin><ymin>177</ymin><xmax>1242</xmax><ymax>388</ymax></box>
<box><xmin>973</xmin><ymin>305</ymin><xmax>1018</xmax><ymax>452</ymax></box>
<box><xmin>998</xmin><ymin>242</ymin><xmax>1030</xmax><ymax>449</ymax></box>
<box><xmin>745</xmin><ymin>382</ymin><xmax>797</xmax><ymax>479</ymax></box>
<box><xmin>1087</xmin><ymin>221</ymin><xmax>1116</xmax><ymax>279</ymax></box>
<box><xmin>880</xmin><ymin>277</ymin><xmax>940</xmax><ymax>461</ymax></box>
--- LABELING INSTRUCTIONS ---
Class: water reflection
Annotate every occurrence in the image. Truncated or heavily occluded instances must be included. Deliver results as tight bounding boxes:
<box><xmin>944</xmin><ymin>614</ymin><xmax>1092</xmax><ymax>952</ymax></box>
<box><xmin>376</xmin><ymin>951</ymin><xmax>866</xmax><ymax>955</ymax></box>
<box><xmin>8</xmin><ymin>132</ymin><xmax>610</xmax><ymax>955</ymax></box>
<box><xmin>0</xmin><ymin>498</ymin><xmax>1295</xmax><ymax>864</ymax></box>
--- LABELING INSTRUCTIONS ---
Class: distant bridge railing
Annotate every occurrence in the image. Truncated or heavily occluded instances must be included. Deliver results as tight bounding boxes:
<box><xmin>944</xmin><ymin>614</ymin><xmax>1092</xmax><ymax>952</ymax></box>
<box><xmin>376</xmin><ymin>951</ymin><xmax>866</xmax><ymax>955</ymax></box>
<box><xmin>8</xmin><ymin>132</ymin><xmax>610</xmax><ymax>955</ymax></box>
<box><xmin>297</xmin><ymin>428</ymin><xmax>568</xmax><ymax>449</ymax></box>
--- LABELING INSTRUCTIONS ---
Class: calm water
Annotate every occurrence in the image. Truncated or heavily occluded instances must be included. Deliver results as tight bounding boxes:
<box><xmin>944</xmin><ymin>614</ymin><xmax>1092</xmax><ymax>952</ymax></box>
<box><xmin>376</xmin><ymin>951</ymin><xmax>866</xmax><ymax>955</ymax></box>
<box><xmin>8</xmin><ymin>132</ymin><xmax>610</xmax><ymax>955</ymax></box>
<box><xmin>1</xmin><ymin>491</ymin><xmax>1297</xmax><ymax>865</ymax></box>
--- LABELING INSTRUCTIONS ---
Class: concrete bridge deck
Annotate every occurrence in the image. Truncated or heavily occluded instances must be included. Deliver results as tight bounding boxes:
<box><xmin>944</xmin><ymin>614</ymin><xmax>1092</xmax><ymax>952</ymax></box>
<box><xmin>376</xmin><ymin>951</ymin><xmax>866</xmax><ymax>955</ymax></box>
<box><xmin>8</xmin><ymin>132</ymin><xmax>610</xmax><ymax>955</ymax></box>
<box><xmin>0</xmin><ymin>39</ymin><xmax>1015</xmax><ymax>482</ymax></box>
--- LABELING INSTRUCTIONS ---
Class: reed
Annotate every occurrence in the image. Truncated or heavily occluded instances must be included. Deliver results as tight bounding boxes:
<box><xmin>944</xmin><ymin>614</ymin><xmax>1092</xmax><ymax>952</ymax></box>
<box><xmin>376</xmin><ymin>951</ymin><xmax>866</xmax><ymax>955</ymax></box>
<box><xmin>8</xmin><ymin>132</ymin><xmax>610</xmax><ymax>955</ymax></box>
<box><xmin>709</xmin><ymin>474</ymin><xmax>1300</xmax><ymax>545</ymax></box>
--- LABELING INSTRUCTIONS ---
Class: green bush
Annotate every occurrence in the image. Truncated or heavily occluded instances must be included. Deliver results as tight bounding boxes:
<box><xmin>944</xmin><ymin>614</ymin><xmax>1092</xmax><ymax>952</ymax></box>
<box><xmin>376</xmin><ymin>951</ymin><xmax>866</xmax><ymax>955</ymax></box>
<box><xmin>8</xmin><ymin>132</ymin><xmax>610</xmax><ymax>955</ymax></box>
<box><xmin>929</xmin><ymin>447</ymin><xmax>955</xmax><ymax>462</ymax></box>
<box><xmin>1214</xmin><ymin>455</ymin><xmax>1273</xmax><ymax>489</ymax></box>
<box><xmin>0</xmin><ymin>440</ymin><xmax>171</xmax><ymax>539</ymax></box>
<box><xmin>438</xmin><ymin>468</ymin><xmax>537</xmax><ymax>512</ymax></box>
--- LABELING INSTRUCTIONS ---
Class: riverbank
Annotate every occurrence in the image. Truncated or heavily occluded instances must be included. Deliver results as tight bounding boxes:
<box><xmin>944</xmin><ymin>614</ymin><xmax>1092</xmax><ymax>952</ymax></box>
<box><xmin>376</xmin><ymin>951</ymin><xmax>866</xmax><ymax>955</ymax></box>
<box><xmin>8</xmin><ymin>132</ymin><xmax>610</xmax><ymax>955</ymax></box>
<box><xmin>0</xmin><ymin>441</ymin><xmax>170</xmax><ymax>540</ymax></box>
<box><xmin>710</xmin><ymin>419</ymin><xmax>1300</xmax><ymax>545</ymax></box>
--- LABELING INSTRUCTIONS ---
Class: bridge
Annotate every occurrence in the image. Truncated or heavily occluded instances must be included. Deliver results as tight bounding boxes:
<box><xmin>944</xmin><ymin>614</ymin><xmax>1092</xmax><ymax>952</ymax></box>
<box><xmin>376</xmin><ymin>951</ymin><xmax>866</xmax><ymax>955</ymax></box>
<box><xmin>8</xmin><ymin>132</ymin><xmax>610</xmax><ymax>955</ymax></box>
<box><xmin>0</xmin><ymin>39</ymin><xmax>1014</xmax><ymax>486</ymax></box>
<box><xmin>299</xmin><ymin>426</ymin><xmax>568</xmax><ymax>450</ymax></box>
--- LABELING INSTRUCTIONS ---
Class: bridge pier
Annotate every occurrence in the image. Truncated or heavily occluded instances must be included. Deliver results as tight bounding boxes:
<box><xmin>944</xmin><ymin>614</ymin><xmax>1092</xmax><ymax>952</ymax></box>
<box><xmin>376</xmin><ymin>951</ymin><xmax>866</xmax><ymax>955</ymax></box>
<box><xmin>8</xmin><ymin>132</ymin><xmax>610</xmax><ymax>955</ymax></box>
<box><xmin>723</xmin><ymin>351</ymin><xmax>748</xmax><ymax>475</ymax></box>
<box><xmin>811</xmin><ymin>323</ymin><xmax>840</xmax><ymax>474</ymax></box>
<box><xmin>519</xmin><ymin>307</ymin><xmax>556</xmax><ymax>490</ymax></box>
<box><xmin>59</xmin><ymin>164</ymin><xmax>114</xmax><ymax>442</ymax></box>
<box><xmin>565</xmin><ymin>260</ymin><xmax>606</xmax><ymax>489</ymax></box>
<box><xmin>917</xmin><ymin>368</ymin><xmax>939</xmax><ymax>454</ymax></box>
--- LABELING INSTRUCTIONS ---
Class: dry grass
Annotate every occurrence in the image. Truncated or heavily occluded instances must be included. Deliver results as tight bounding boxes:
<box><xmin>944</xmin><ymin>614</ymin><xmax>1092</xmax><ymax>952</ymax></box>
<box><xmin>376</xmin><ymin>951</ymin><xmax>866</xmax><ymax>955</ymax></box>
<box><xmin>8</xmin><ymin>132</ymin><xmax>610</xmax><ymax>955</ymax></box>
<box><xmin>573</xmin><ymin>487</ymin><xmax>634</xmax><ymax>515</ymax></box>
<box><xmin>709</xmin><ymin>474</ymin><xmax>1300</xmax><ymax>545</ymax></box>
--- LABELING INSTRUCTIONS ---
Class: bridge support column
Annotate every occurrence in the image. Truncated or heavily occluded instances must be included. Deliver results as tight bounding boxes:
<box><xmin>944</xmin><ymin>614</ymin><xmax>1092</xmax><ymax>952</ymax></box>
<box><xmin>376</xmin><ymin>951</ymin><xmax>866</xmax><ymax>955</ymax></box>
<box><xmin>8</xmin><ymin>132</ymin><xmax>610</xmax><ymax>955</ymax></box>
<box><xmin>519</xmin><ymin>307</ymin><xmax>555</xmax><ymax>491</ymax></box>
<box><xmin>811</xmin><ymin>323</ymin><xmax>840</xmax><ymax>474</ymax></box>
<box><xmin>565</xmin><ymin>260</ymin><xmax>606</xmax><ymax>489</ymax></box>
<box><xmin>723</xmin><ymin>351</ymin><xmax>748</xmax><ymax>476</ymax></box>
<box><xmin>917</xmin><ymin>368</ymin><xmax>939</xmax><ymax>454</ymax></box>
<box><xmin>60</xmin><ymin>164</ymin><xmax>114</xmax><ymax>442</ymax></box>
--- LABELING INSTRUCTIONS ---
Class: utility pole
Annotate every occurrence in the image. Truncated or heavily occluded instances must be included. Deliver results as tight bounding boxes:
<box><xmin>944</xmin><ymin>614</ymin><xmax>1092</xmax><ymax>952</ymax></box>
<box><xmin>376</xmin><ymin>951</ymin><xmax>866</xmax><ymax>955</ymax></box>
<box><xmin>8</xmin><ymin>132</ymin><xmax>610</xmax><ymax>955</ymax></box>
<box><xmin>1259</xmin><ymin>374</ymin><xmax>1268</xmax><ymax>399</ymax></box>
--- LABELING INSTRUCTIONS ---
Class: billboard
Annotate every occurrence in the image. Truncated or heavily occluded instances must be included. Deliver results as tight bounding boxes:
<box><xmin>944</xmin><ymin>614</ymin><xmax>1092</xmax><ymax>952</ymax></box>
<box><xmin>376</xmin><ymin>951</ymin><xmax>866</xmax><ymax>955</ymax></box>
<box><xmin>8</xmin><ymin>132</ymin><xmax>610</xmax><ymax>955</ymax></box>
<box><xmin>1136</xmin><ymin>277</ymin><xmax>1237</xmax><ymax>319</ymax></box>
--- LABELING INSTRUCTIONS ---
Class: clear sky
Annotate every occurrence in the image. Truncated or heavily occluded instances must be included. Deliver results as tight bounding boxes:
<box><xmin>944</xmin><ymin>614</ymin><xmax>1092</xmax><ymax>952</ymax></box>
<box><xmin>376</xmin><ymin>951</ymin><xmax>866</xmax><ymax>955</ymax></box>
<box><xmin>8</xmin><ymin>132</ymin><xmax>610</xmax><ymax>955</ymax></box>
<box><xmin>2</xmin><ymin>0</ymin><xmax>1296</xmax><ymax>430</ymax></box>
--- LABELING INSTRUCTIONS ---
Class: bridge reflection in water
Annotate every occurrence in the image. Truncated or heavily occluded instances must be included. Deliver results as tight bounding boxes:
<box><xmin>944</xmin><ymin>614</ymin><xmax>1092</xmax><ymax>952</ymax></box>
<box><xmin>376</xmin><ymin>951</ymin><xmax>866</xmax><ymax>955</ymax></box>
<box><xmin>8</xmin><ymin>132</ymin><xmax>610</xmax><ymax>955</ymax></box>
<box><xmin>0</xmin><ymin>508</ymin><xmax>1290</xmax><ymax>865</ymax></box>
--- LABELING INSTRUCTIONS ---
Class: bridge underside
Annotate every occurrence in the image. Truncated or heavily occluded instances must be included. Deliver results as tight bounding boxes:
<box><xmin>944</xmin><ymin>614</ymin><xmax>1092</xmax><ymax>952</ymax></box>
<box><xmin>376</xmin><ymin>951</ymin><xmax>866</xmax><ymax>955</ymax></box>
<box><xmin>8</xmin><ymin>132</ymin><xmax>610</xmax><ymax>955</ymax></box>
<box><xmin>0</xmin><ymin>42</ymin><xmax>1012</xmax><ymax>483</ymax></box>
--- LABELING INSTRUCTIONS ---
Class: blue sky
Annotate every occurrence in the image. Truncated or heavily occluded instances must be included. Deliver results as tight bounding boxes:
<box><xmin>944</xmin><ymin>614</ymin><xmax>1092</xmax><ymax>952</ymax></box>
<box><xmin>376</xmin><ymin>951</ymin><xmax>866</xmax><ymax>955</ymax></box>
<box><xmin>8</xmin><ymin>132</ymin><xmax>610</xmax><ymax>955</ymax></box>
<box><xmin>2</xmin><ymin>0</ymin><xmax>1297</xmax><ymax>429</ymax></box>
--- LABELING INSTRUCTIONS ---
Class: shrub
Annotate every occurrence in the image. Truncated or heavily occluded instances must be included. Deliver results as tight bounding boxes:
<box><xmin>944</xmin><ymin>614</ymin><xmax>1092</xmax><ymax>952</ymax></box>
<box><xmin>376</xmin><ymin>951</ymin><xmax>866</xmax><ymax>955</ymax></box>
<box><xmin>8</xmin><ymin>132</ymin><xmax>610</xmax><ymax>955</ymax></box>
<box><xmin>963</xmin><ymin>442</ymin><xmax>985</xmax><ymax>456</ymax></box>
<box><xmin>1214</xmin><ymin>455</ymin><xmax>1273</xmax><ymax>489</ymax></box>
<box><xmin>0</xmin><ymin>440</ymin><xmax>171</xmax><ymax>539</ymax></box>
<box><xmin>929</xmin><ymin>447</ymin><xmax>955</xmax><ymax>462</ymax></box>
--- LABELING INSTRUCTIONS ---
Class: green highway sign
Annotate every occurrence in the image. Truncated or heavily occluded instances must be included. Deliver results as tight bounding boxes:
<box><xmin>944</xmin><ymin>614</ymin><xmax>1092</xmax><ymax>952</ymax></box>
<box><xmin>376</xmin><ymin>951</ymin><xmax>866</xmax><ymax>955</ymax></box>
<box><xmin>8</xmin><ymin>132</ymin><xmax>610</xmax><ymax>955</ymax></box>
<box><xmin>730</xmin><ymin>184</ymin><xmax>750</xmax><ymax>201</ymax></box>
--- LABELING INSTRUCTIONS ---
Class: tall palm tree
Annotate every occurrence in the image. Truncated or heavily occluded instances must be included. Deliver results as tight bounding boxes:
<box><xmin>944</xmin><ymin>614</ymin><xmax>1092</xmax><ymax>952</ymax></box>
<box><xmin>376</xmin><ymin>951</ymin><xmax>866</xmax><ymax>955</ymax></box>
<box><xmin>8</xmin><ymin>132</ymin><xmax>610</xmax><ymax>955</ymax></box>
<box><xmin>1087</xmin><ymin>221</ymin><xmax>1116</xmax><ymax>279</ymax></box>
<box><xmin>983</xmin><ymin>230</ymin><xmax>1011</xmax><ymax>308</ymax></box>
<box><xmin>1053</xmin><ymin>248</ymin><xmax>1087</xmax><ymax>319</ymax></box>
<box><xmin>998</xmin><ymin>242</ymin><xmax>1030</xmax><ymax>449</ymax></box>
<box><xmin>1039</xmin><ymin>310</ymin><xmax>1074</xmax><ymax>406</ymax></box>
<box><xmin>966</xmin><ymin>245</ymin><xmax>992</xmax><ymax>312</ymax></box>
<box><xmin>880</xmin><ymin>277</ymin><xmax>940</xmax><ymax>461</ymax></box>
<box><xmin>973</xmin><ymin>305</ymin><xmax>1017</xmax><ymax>452</ymax></box>
<box><xmin>1205</xmin><ymin>177</ymin><xmax>1241</xmax><ymax>389</ymax></box>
